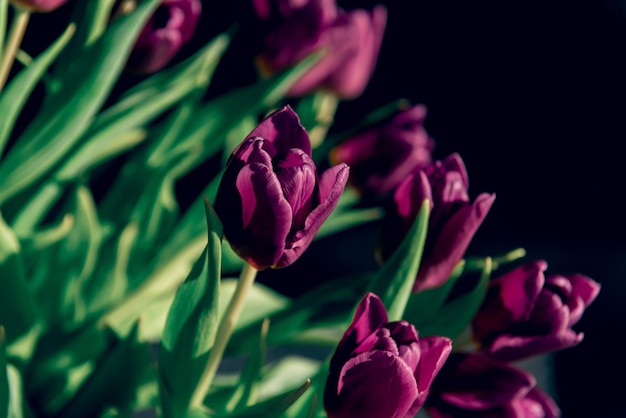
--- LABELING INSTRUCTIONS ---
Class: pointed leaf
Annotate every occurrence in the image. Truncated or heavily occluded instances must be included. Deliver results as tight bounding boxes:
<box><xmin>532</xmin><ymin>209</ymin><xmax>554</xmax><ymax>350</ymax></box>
<box><xmin>368</xmin><ymin>199</ymin><xmax>430</xmax><ymax>321</ymax></box>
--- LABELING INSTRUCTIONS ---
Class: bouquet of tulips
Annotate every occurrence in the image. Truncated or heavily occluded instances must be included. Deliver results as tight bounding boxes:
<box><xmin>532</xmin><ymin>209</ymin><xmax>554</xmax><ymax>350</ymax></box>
<box><xmin>0</xmin><ymin>0</ymin><xmax>601</xmax><ymax>417</ymax></box>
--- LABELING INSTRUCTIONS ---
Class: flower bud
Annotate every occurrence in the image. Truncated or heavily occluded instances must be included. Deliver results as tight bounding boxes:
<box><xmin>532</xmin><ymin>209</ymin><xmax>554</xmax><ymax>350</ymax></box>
<box><xmin>214</xmin><ymin>106</ymin><xmax>349</xmax><ymax>270</ymax></box>
<box><xmin>378</xmin><ymin>153</ymin><xmax>495</xmax><ymax>292</ymax></box>
<box><xmin>331</xmin><ymin>104</ymin><xmax>434</xmax><ymax>196</ymax></box>
<box><xmin>127</xmin><ymin>0</ymin><xmax>201</xmax><ymax>74</ymax></box>
<box><xmin>324</xmin><ymin>292</ymin><xmax>452</xmax><ymax>418</ymax></box>
<box><xmin>472</xmin><ymin>260</ymin><xmax>601</xmax><ymax>361</ymax></box>
<box><xmin>257</xmin><ymin>0</ymin><xmax>387</xmax><ymax>98</ymax></box>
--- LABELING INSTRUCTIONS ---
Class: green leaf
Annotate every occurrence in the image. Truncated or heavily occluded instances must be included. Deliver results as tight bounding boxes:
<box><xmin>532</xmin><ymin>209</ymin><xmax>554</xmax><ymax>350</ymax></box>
<box><xmin>417</xmin><ymin>257</ymin><xmax>492</xmax><ymax>340</ymax></box>
<box><xmin>0</xmin><ymin>0</ymin><xmax>161</xmax><ymax>204</ymax></box>
<box><xmin>0</xmin><ymin>212</ymin><xmax>39</xmax><ymax>350</ymax></box>
<box><xmin>53</xmin><ymin>323</ymin><xmax>151</xmax><ymax>418</ymax></box>
<box><xmin>225</xmin><ymin>379</ymin><xmax>311</xmax><ymax>418</ymax></box>
<box><xmin>1</xmin><ymin>327</ymin><xmax>8</xmax><ymax>418</ymax></box>
<box><xmin>367</xmin><ymin>199</ymin><xmax>430</xmax><ymax>321</ymax></box>
<box><xmin>158</xmin><ymin>200</ymin><xmax>223</xmax><ymax>417</ymax></box>
<box><xmin>0</xmin><ymin>23</ymin><xmax>75</xmax><ymax>156</ymax></box>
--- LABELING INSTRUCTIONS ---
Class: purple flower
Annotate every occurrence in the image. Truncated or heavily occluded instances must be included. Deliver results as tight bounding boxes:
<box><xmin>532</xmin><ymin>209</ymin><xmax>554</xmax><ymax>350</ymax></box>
<box><xmin>472</xmin><ymin>260</ymin><xmax>601</xmax><ymax>361</ymax></box>
<box><xmin>213</xmin><ymin>106</ymin><xmax>349</xmax><ymax>270</ymax></box>
<box><xmin>257</xmin><ymin>0</ymin><xmax>387</xmax><ymax>98</ymax></box>
<box><xmin>127</xmin><ymin>0</ymin><xmax>201</xmax><ymax>74</ymax></box>
<box><xmin>426</xmin><ymin>353</ymin><xmax>561</xmax><ymax>418</ymax></box>
<box><xmin>10</xmin><ymin>0</ymin><xmax>67</xmax><ymax>12</ymax></box>
<box><xmin>378</xmin><ymin>153</ymin><xmax>495</xmax><ymax>293</ymax></box>
<box><xmin>330</xmin><ymin>104</ymin><xmax>434</xmax><ymax>196</ymax></box>
<box><xmin>324</xmin><ymin>292</ymin><xmax>452</xmax><ymax>418</ymax></box>
<box><xmin>251</xmin><ymin>0</ymin><xmax>310</xmax><ymax>19</ymax></box>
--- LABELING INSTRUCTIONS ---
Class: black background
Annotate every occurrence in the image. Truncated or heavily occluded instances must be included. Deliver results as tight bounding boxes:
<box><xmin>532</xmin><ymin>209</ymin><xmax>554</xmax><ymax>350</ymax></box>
<box><xmin>19</xmin><ymin>1</ymin><xmax>626</xmax><ymax>417</ymax></box>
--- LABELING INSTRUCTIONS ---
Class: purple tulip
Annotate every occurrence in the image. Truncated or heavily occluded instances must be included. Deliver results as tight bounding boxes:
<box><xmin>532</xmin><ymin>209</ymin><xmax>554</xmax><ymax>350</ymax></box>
<box><xmin>251</xmin><ymin>0</ymin><xmax>310</xmax><ymax>19</ymax></box>
<box><xmin>378</xmin><ymin>153</ymin><xmax>495</xmax><ymax>293</ymax></box>
<box><xmin>330</xmin><ymin>104</ymin><xmax>434</xmax><ymax>196</ymax></box>
<box><xmin>472</xmin><ymin>260</ymin><xmax>601</xmax><ymax>361</ymax></box>
<box><xmin>213</xmin><ymin>106</ymin><xmax>349</xmax><ymax>270</ymax></box>
<box><xmin>257</xmin><ymin>0</ymin><xmax>387</xmax><ymax>98</ymax></box>
<box><xmin>127</xmin><ymin>0</ymin><xmax>201</xmax><ymax>74</ymax></box>
<box><xmin>324</xmin><ymin>292</ymin><xmax>452</xmax><ymax>418</ymax></box>
<box><xmin>10</xmin><ymin>0</ymin><xmax>67</xmax><ymax>12</ymax></box>
<box><xmin>426</xmin><ymin>353</ymin><xmax>561</xmax><ymax>418</ymax></box>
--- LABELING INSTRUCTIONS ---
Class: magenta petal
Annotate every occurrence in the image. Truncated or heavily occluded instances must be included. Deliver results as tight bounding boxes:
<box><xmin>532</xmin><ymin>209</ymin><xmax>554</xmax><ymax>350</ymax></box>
<box><xmin>246</xmin><ymin>106</ymin><xmax>312</xmax><ymax>155</ymax></box>
<box><xmin>277</xmin><ymin>163</ymin><xmax>348</xmax><ymax>267</ymax></box>
<box><xmin>276</xmin><ymin>150</ymin><xmax>317</xmax><ymax>229</ymax></box>
<box><xmin>234</xmin><ymin>164</ymin><xmax>292</xmax><ymax>269</ymax></box>
<box><xmin>343</xmin><ymin>292</ymin><xmax>389</xmax><ymax>347</ymax></box>
<box><xmin>329</xmin><ymin>351</ymin><xmax>418</xmax><ymax>418</ymax></box>
<box><xmin>488</xmin><ymin>330</ymin><xmax>583</xmax><ymax>361</ymax></box>
<box><xmin>521</xmin><ymin>388</ymin><xmax>561</xmax><ymax>418</ymax></box>
<box><xmin>414</xmin><ymin>192</ymin><xmax>495</xmax><ymax>292</ymax></box>
<box><xmin>568</xmin><ymin>273</ymin><xmax>601</xmax><ymax>307</ymax></box>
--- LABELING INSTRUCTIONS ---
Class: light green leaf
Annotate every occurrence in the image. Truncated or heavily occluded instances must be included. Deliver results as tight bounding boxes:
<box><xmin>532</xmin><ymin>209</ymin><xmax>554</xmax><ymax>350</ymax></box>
<box><xmin>226</xmin><ymin>379</ymin><xmax>311</xmax><ymax>418</ymax></box>
<box><xmin>367</xmin><ymin>199</ymin><xmax>430</xmax><ymax>321</ymax></box>
<box><xmin>0</xmin><ymin>23</ymin><xmax>75</xmax><ymax>156</ymax></box>
<box><xmin>1</xmin><ymin>327</ymin><xmax>8</xmax><ymax>418</ymax></box>
<box><xmin>0</xmin><ymin>0</ymin><xmax>161</xmax><ymax>204</ymax></box>
<box><xmin>158</xmin><ymin>200</ymin><xmax>222</xmax><ymax>417</ymax></box>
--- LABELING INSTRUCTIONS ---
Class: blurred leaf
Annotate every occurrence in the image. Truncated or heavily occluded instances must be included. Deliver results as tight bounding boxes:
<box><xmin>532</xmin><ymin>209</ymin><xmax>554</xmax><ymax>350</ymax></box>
<box><xmin>0</xmin><ymin>0</ymin><xmax>6</xmax><ymax>59</ymax></box>
<box><xmin>316</xmin><ymin>207</ymin><xmax>383</xmax><ymax>239</ymax></box>
<box><xmin>0</xmin><ymin>212</ymin><xmax>39</xmax><ymax>350</ymax></box>
<box><xmin>0</xmin><ymin>23</ymin><xmax>75</xmax><ymax>156</ymax></box>
<box><xmin>417</xmin><ymin>257</ymin><xmax>492</xmax><ymax>340</ymax></box>
<box><xmin>6</xmin><ymin>363</ymin><xmax>28</xmax><ymax>418</ymax></box>
<box><xmin>158</xmin><ymin>200</ymin><xmax>222</xmax><ymax>417</ymax></box>
<box><xmin>0</xmin><ymin>0</ymin><xmax>161</xmax><ymax>204</ymax></box>
<box><xmin>367</xmin><ymin>199</ymin><xmax>430</xmax><ymax>321</ymax></box>
<box><xmin>223</xmin><ymin>379</ymin><xmax>311</xmax><ymax>418</ymax></box>
<box><xmin>53</xmin><ymin>323</ymin><xmax>151</xmax><ymax>418</ymax></box>
<box><xmin>1</xmin><ymin>327</ymin><xmax>8</xmax><ymax>418</ymax></box>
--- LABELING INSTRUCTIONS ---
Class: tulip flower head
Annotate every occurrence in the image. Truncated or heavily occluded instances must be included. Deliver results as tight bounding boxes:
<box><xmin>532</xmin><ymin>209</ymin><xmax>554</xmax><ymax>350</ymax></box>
<box><xmin>426</xmin><ymin>352</ymin><xmax>561</xmax><ymax>418</ymax></box>
<box><xmin>331</xmin><ymin>104</ymin><xmax>434</xmax><ymax>197</ymax></box>
<box><xmin>10</xmin><ymin>0</ymin><xmax>67</xmax><ymax>12</ymax></box>
<box><xmin>378</xmin><ymin>153</ymin><xmax>496</xmax><ymax>293</ymax></box>
<box><xmin>257</xmin><ymin>0</ymin><xmax>387</xmax><ymax>98</ymax></box>
<box><xmin>472</xmin><ymin>260</ymin><xmax>601</xmax><ymax>361</ymax></box>
<box><xmin>214</xmin><ymin>106</ymin><xmax>349</xmax><ymax>270</ymax></box>
<box><xmin>127</xmin><ymin>0</ymin><xmax>201</xmax><ymax>74</ymax></box>
<box><xmin>324</xmin><ymin>292</ymin><xmax>452</xmax><ymax>418</ymax></box>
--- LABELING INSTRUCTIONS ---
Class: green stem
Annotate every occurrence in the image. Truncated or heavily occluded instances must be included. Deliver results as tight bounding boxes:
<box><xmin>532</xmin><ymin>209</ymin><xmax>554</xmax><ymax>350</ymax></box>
<box><xmin>190</xmin><ymin>262</ymin><xmax>258</xmax><ymax>409</ymax></box>
<box><xmin>0</xmin><ymin>7</ymin><xmax>30</xmax><ymax>92</ymax></box>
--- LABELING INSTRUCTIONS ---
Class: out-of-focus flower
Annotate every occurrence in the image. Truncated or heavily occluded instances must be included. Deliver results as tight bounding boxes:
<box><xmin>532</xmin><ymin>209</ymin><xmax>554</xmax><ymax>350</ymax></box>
<box><xmin>378</xmin><ymin>153</ymin><xmax>495</xmax><ymax>293</ymax></box>
<box><xmin>213</xmin><ymin>106</ymin><xmax>349</xmax><ymax>270</ymax></box>
<box><xmin>472</xmin><ymin>260</ymin><xmax>601</xmax><ymax>361</ymax></box>
<box><xmin>257</xmin><ymin>0</ymin><xmax>387</xmax><ymax>98</ymax></box>
<box><xmin>126</xmin><ymin>0</ymin><xmax>201</xmax><ymax>74</ymax></box>
<box><xmin>330</xmin><ymin>104</ymin><xmax>434</xmax><ymax>196</ymax></box>
<box><xmin>10</xmin><ymin>0</ymin><xmax>67</xmax><ymax>12</ymax></box>
<box><xmin>426</xmin><ymin>353</ymin><xmax>561</xmax><ymax>418</ymax></box>
<box><xmin>252</xmin><ymin>0</ymin><xmax>310</xmax><ymax>19</ymax></box>
<box><xmin>324</xmin><ymin>292</ymin><xmax>452</xmax><ymax>418</ymax></box>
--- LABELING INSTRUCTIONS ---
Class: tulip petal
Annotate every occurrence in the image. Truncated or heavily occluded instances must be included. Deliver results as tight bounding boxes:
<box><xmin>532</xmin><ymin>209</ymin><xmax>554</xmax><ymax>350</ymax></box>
<box><xmin>414</xmin><ymin>192</ymin><xmax>495</xmax><ymax>292</ymax></box>
<box><xmin>277</xmin><ymin>163</ymin><xmax>348</xmax><ymax>267</ymax></box>
<box><xmin>488</xmin><ymin>330</ymin><xmax>583</xmax><ymax>361</ymax></box>
<box><xmin>246</xmin><ymin>106</ymin><xmax>312</xmax><ymax>155</ymax></box>
<box><xmin>233</xmin><ymin>163</ymin><xmax>292</xmax><ymax>269</ymax></box>
<box><xmin>276</xmin><ymin>150</ymin><xmax>317</xmax><ymax>231</ymax></box>
<box><xmin>329</xmin><ymin>351</ymin><xmax>418</xmax><ymax>418</ymax></box>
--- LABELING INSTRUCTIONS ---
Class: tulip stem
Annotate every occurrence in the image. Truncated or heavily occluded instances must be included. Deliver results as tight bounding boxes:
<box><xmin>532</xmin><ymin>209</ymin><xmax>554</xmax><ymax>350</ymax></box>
<box><xmin>0</xmin><ymin>7</ymin><xmax>30</xmax><ymax>92</ymax></box>
<box><xmin>190</xmin><ymin>262</ymin><xmax>258</xmax><ymax>410</ymax></box>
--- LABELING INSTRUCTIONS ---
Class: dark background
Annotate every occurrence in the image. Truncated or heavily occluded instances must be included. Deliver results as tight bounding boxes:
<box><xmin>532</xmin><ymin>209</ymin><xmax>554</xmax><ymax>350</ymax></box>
<box><xmin>21</xmin><ymin>1</ymin><xmax>625</xmax><ymax>417</ymax></box>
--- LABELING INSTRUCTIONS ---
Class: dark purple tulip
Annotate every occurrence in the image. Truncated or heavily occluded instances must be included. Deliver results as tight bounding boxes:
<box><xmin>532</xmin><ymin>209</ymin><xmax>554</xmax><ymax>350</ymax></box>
<box><xmin>324</xmin><ymin>292</ymin><xmax>452</xmax><ymax>418</ymax></box>
<box><xmin>257</xmin><ymin>0</ymin><xmax>387</xmax><ymax>98</ymax></box>
<box><xmin>213</xmin><ymin>106</ymin><xmax>349</xmax><ymax>270</ymax></box>
<box><xmin>127</xmin><ymin>0</ymin><xmax>201</xmax><ymax>74</ymax></box>
<box><xmin>426</xmin><ymin>353</ymin><xmax>561</xmax><ymax>418</ymax></box>
<box><xmin>330</xmin><ymin>104</ymin><xmax>434</xmax><ymax>197</ymax></box>
<box><xmin>378</xmin><ymin>153</ymin><xmax>495</xmax><ymax>293</ymax></box>
<box><xmin>472</xmin><ymin>260</ymin><xmax>601</xmax><ymax>361</ymax></box>
<box><xmin>10</xmin><ymin>0</ymin><xmax>67</xmax><ymax>12</ymax></box>
<box><xmin>252</xmin><ymin>0</ymin><xmax>310</xmax><ymax>19</ymax></box>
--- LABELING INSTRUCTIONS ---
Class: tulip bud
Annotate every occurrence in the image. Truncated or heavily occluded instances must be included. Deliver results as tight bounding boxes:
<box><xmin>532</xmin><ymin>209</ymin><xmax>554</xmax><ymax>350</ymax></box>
<box><xmin>324</xmin><ymin>292</ymin><xmax>452</xmax><ymax>418</ymax></box>
<box><xmin>378</xmin><ymin>153</ymin><xmax>495</xmax><ymax>293</ymax></box>
<box><xmin>472</xmin><ymin>260</ymin><xmax>601</xmax><ymax>361</ymax></box>
<box><xmin>214</xmin><ymin>106</ymin><xmax>349</xmax><ymax>270</ymax></box>
<box><xmin>331</xmin><ymin>104</ymin><xmax>434</xmax><ymax>197</ymax></box>
<box><xmin>10</xmin><ymin>0</ymin><xmax>67</xmax><ymax>12</ymax></box>
<box><xmin>426</xmin><ymin>353</ymin><xmax>561</xmax><ymax>418</ymax></box>
<box><xmin>126</xmin><ymin>0</ymin><xmax>201</xmax><ymax>74</ymax></box>
<box><xmin>257</xmin><ymin>0</ymin><xmax>387</xmax><ymax>98</ymax></box>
